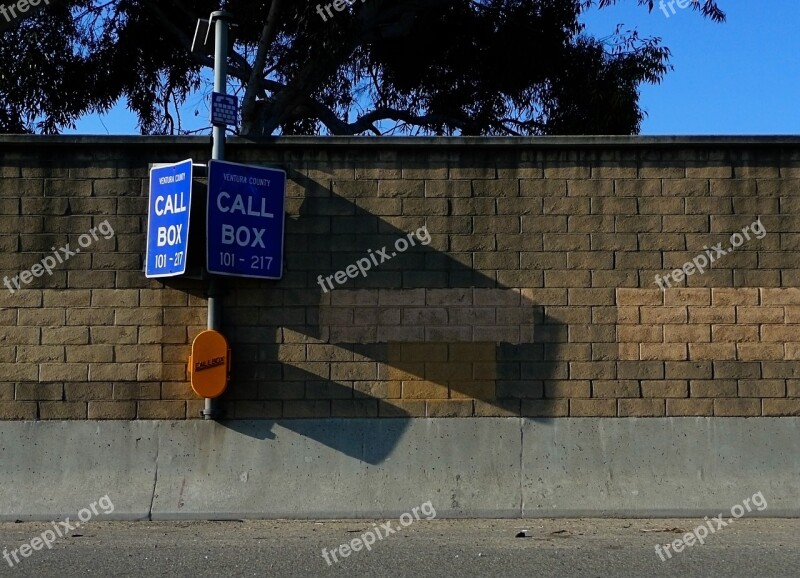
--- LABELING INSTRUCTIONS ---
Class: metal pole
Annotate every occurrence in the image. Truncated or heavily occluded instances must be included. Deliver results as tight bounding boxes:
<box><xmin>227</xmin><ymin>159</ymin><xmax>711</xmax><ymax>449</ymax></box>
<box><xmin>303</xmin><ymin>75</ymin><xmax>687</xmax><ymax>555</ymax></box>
<box><xmin>203</xmin><ymin>10</ymin><xmax>232</xmax><ymax>420</ymax></box>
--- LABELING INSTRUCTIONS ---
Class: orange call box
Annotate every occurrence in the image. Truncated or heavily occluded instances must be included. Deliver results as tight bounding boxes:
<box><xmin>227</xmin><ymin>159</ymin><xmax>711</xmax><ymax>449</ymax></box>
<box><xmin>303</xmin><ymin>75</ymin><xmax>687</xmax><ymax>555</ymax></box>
<box><xmin>189</xmin><ymin>330</ymin><xmax>230</xmax><ymax>398</ymax></box>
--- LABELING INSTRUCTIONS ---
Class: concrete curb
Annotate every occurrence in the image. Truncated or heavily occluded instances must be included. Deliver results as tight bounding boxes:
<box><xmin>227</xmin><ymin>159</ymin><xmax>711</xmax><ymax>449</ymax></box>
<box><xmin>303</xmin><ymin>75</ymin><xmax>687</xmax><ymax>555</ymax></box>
<box><xmin>0</xmin><ymin>418</ymin><xmax>798</xmax><ymax>520</ymax></box>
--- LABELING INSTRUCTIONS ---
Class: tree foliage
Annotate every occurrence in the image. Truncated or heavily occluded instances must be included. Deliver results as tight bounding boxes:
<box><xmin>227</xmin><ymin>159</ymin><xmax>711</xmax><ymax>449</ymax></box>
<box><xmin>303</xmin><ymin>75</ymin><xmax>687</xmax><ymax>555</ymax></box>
<box><xmin>0</xmin><ymin>0</ymin><xmax>724</xmax><ymax>136</ymax></box>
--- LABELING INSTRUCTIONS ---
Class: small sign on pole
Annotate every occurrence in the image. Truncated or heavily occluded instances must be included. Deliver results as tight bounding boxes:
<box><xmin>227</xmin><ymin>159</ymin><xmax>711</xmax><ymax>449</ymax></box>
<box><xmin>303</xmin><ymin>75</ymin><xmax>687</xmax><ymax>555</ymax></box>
<box><xmin>210</xmin><ymin>92</ymin><xmax>239</xmax><ymax>127</ymax></box>
<box><xmin>206</xmin><ymin>160</ymin><xmax>287</xmax><ymax>279</ymax></box>
<box><xmin>145</xmin><ymin>159</ymin><xmax>193</xmax><ymax>278</ymax></box>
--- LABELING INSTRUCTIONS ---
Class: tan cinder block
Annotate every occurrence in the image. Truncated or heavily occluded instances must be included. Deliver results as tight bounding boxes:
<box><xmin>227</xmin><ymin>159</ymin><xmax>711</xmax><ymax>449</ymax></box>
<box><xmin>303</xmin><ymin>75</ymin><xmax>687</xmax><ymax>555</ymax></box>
<box><xmin>666</xmin><ymin>399</ymin><xmax>713</xmax><ymax>416</ymax></box>
<box><xmin>402</xmin><ymin>343</ymin><xmax>447</xmax><ymax>362</ymax></box>
<box><xmin>520</xmin><ymin>288</ymin><xmax>568</xmax><ymax>305</ymax></box>
<box><xmin>234</xmin><ymin>401</ymin><xmax>282</xmax><ymax>419</ymax></box>
<box><xmin>330</xmin><ymin>363</ymin><xmax>375</xmax><ymax>381</ymax></box>
<box><xmin>66</xmin><ymin>345</ymin><xmax>114</xmax><ymax>363</ymax></box>
<box><xmin>88</xmin><ymin>401</ymin><xmax>136</xmax><ymax>419</ymax></box>
<box><xmin>384</xmin><ymin>362</ymin><xmax>425</xmax><ymax>382</ymax></box>
<box><xmin>378</xmin><ymin>400</ymin><xmax>426</xmax><ymax>417</ymax></box>
<box><xmin>689</xmin><ymin>380</ymin><xmax>737</xmax><ymax>398</ymax></box>
<box><xmin>424</xmin><ymin>180</ymin><xmax>470</xmax><ymax>197</ymax></box>
<box><xmin>474</xmin><ymin>400</ymin><xmax>520</xmax><ymax>417</ymax></box>
<box><xmin>641</xmin><ymin>344</ymin><xmax>687</xmax><ymax>361</ymax></box>
<box><xmin>785</xmin><ymin>344</ymin><xmax>800</xmax><ymax>360</ymax></box>
<box><xmin>640</xmin><ymin>307</ymin><xmax>687</xmax><ymax>324</ymax></box>
<box><xmin>760</xmin><ymin>288</ymin><xmax>800</xmax><ymax>305</ymax></box>
<box><xmin>712</xmin><ymin>325</ymin><xmax>759</xmax><ymax>343</ymax></box>
<box><xmin>160</xmin><ymin>382</ymin><xmax>193</xmax><ymax>400</ymax></box>
<box><xmin>450</xmin><ymin>381</ymin><xmax>495</xmax><ymax>400</ymax></box>
<box><xmin>15</xmin><ymin>383</ymin><xmax>62</xmax><ymax>400</ymax></box>
<box><xmin>617</xmin><ymin>289</ymin><xmax>664</xmax><ymax>307</ymax></box>
<box><xmin>138</xmin><ymin>326</ymin><xmax>187</xmax><ymax>344</ymax></box>
<box><xmin>543</xmin><ymin>163</ymin><xmax>590</xmax><ymax>179</ymax></box>
<box><xmin>761</xmin><ymin>325</ymin><xmax>800</xmax><ymax>342</ymax></box>
<box><xmin>472</xmin><ymin>363</ymin><xmax>497</xmax><ymax>380</ymax></box>
<box><xmin>618</xmin><ymin>343</ymin><xmax>639</xmax><ymax>360</ymax></box>
<box><xmin>738</xmin><ymin>343</ymin><xmax>785</xmax><ymax>361</ymax></box>
<box><xmin>40</xmin><ymin>401</ymin><xmax>87</xmax><ymax>419</ymax></box>
<box><xmin>662</xmin><ymin>178</ymin><xmax>709</xmax><ymax>196</ymax></box>
<box><xmin>90</xmin><ymin>326</ymin><xmax>137</xmax><ymax>344</ymax></box>
<box><xmin>567</xmin><ymin>179</ymin><xmax>613</xmax><ymax>197</ymax></box>
<box><xmin>332</xmin><ymin>400</ymin><xmax>379</xmax><ymax>417</ymax></box>
<box><xmin>40</xmin><ymin>363</ymin><xmax>87</xmax><ymax>382</ymax></box>
<box><xmin>618</xmin><ymin>325</ymin><xmax>662</xmax><ymax>343</ymax></box>
<box><xmin>570</xmin><ymin>399</ymin><xmax>616</xmax><ymax>417</ymax></box>
<box><xmin>714</xmin><ymin>398</ymin><xmax>761</xmax><ymax>417</ymax></box>
<box><xmin>664</xmin><ymin>325</ymin><xmax>711</xmax><ymax>343</ymax></box>
<box><xmin>89</xmin><ymin>363</ymin><xmax>137</xmax><ymax>382</ymax></box>
<box><xmin>425</xmin><ymin>362</ymin><xmax>472</xmax><ymax>382</ymax></box>
<box><xmin>135</xmin><ymin>401</ymin><xmax>185</xmax><ymax>420</ymax></box>
<box><xmin>283</xmin><ymin>401</ymin><xmax>331</xmax><ymax>418</ymax></box>
<box><xmin>449</xmin><ymin>343</ymin><xmax>496</xmax><ymax>362</ymax></box>
<box><xmin>688</xmin><ymin>343</ymin><xmax>737</xmax><ymax>361</ymax></box>
<box><xmin>763</xmin><ymin>399</ymin><xmax>800</xmax><ymax>416</ymax></box>
<box><xmin>377</xmin><ymin>179</ymin><xmax>425</xmax><ymax>197</ymax></box>
<box><xmin>41</xmin><ymin>327</ymin><xmax>88</xmax><ymax>345</ymax></box>
<box><xmin>712</xmin><ymin>288</ymin><xmax>760</xmax><ymax>306</ymax></box>
<box><xmin>426</xmin><ymin>400</ymin><xmax>473</xmax><ymax>417</ymax></box>
<box><xmin>401</xmin><ymin>380</ymin><xmax>449</xmax><ymax>400</ymax></box>
<box><xmin>0</xmin><ymin>402</ymin><xmax>37</xmax><ymax>419</ymax></box>
<box><xmin>738</xmin><ymin>380</ymin><xmax>786</xmax><ymax>398</ymax></box>
<box><xmin>16</xmin><ymin>346</ymin><xmax>64</xmax><ymax>363</ymax></box>
<box><xmin>18</xmin><ymin>308</ymin><xmax>65</xmax><ymax>326</ymax></box>
<box><xmin>353</xmin><ymin>381</ymin><xmax>402</xmax><ymax>399</ymax></box>
<box><xmin>0</xmin><ymin>346</ymin><xmax>13</xmax><ymax>363</ymax></box>
<box><xmin>544</xmin><ymin>380</ymin><xmax>590</xmax><ymax>398</ymax></box>
<box><xmin>785</xmin><ymin>307</ymin><xmax>800</xmax><ymax>324</ymax></box>
<box><xmin>521</xmin><ymin>400</ymin><xmax>568</xmax><ymax>417</ymax></box>
<box><xmin>688</xmin><ymin>306</ymin><xmax>736</xmax><ymax>324</ymax></box>
<box><xmin>641</xmin><ymin>380</ymin><xmax>687</xmax><ymax>398</ymax></box>
<box><xmin>570</xmin><ymin>362</ymin><xmax>615</xmax><ymax>379</ymax></box>
<box><xmin>638</xmin><ymin>162</ymin><xmax>685</xmax><ymax>179</ymax></box>
<box><xmin>592</xmin><ymin>380</ymin><xmax>639</xmax><ymax>398</ymax></box>
<box><xmin>63</xmin><ymin>383</ymin><xmax>112</xmax><ymax>401</ymax></box>
<box><xmin>685</xmin><ymin>163</ymin><xmax>731</xmax><ymax>179</ymax></box>
<box><xmin>736</xmin><ymin>307</ymin><xmax>785</xmax><ymax>324</ymax></box>
<box><xmin>113</xmin><ymin>382</ymin><xmax>160</xmax><ymax>400</ymax></box>
<box><xmin>616</xmin><ymin>179</ymin><xmax>663</xmax><ymax>197</ymax></box>
<box><xmin>664</xmin><ymin>289</ymin><xmax>711</xmax><ymax>306</ymax></box>
<box><xmin>90</xmin><ymin>289</ymin><xmax>139</xmax><ymax>307</ymax></box>
<box><xmin>618</xmin><ymin>399</ymin><xmax>665</xmax><ymax>417</ymax></box>
<box><xmin>591</xmin><ymin>163</ymin><xmax>637</xmax><ymax>179</ymax></box>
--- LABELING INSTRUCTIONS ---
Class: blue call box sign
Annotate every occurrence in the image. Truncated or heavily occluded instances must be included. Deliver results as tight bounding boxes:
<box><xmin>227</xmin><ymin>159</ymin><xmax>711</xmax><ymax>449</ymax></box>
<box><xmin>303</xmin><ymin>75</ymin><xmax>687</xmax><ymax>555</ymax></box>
<box><xmin>206</xmin><ymin>160</ymin><xmax>286</xmax><ymax>279</ymax></box>
<box><xmin>145</xmin><ymin>159</ymin><xmax>193</xmax><ymax>278</ymax></box>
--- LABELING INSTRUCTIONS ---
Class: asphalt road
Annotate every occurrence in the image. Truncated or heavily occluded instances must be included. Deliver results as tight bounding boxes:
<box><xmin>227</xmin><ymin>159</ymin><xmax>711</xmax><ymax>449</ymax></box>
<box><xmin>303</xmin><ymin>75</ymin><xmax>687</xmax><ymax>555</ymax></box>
<box><xmin>0</xmin><ymin>518</ymin><xmax>797</xmax><ymax>577</ymax></box>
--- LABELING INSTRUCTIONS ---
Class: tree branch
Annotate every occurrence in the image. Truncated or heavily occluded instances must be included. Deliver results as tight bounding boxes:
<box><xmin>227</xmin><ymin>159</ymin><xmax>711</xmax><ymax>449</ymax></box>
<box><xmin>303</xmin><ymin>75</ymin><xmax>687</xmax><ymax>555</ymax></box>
<box><xmin>241</xmin><ymin>0</ymin><xmax>284</xmax><ymax>136</ymax></box>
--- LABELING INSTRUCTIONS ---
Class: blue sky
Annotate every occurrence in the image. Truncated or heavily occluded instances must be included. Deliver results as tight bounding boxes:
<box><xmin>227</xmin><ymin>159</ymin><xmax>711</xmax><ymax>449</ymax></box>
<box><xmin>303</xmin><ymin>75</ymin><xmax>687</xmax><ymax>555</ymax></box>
<box><xmin>64</xmin><ymin>1</ymin><xmax>800</xmax><ymax>136</ymax></box>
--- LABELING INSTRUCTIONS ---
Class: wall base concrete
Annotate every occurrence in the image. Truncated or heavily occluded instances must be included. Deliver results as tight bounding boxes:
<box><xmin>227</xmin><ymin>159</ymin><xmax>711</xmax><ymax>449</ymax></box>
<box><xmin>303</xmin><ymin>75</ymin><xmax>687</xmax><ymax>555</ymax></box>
<box><xmin>1</xmin><ymin>418</ymin><xmax>797</xmax><ymax>520</ymax></box>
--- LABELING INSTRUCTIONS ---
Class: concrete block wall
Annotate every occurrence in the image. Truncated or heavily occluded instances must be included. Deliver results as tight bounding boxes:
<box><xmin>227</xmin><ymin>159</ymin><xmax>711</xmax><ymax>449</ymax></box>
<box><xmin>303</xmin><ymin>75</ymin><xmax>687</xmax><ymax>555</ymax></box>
<box><xmin>0</xmin><ymin>136</ymin><xmax>799</xmax><ymax>420</ymax></box>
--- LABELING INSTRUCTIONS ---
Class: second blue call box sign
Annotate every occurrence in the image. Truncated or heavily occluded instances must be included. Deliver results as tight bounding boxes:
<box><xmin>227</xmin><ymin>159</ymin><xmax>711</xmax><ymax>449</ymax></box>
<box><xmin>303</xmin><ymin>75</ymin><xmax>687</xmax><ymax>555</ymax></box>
<box><xmin>206</xmin><ymin>160</ymin><xmax>287</xmax><ymax>279</ymax></box>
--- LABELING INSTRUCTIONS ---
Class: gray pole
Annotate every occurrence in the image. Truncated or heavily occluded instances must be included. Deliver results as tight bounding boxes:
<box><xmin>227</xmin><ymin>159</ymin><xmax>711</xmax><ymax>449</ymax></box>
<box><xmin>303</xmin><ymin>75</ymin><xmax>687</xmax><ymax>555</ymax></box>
<box><xmin>204</xmin><ymin>10</ymin><xmax>232</xmax><ymax>420</ymax></box>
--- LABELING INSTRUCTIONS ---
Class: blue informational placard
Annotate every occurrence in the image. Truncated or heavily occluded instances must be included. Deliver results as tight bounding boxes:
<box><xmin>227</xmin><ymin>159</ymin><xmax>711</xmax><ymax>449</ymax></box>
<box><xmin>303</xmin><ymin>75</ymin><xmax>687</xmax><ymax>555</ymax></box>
<box><xmin>206</xmin><ymin>160</ymin><xmax>287</xmax><ymax>279</ymax></box>
<box><xmin>145</xmin><ymin>159</ymin><xmax>193</xmax><ymax>278</ymax></box>
<box><xmin>210</xmin><ymin>92</ymin><xmax>239</xmax><ymax>127</ymax></box>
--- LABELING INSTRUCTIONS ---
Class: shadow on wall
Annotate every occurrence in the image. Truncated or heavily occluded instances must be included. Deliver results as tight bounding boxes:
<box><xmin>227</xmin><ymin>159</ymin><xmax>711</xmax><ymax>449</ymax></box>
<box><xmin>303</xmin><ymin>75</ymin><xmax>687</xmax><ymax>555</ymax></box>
<box><xmin>214</xmin><ymin>168</ymin><xmax>565</xmax><ymax>464</ymax></box>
